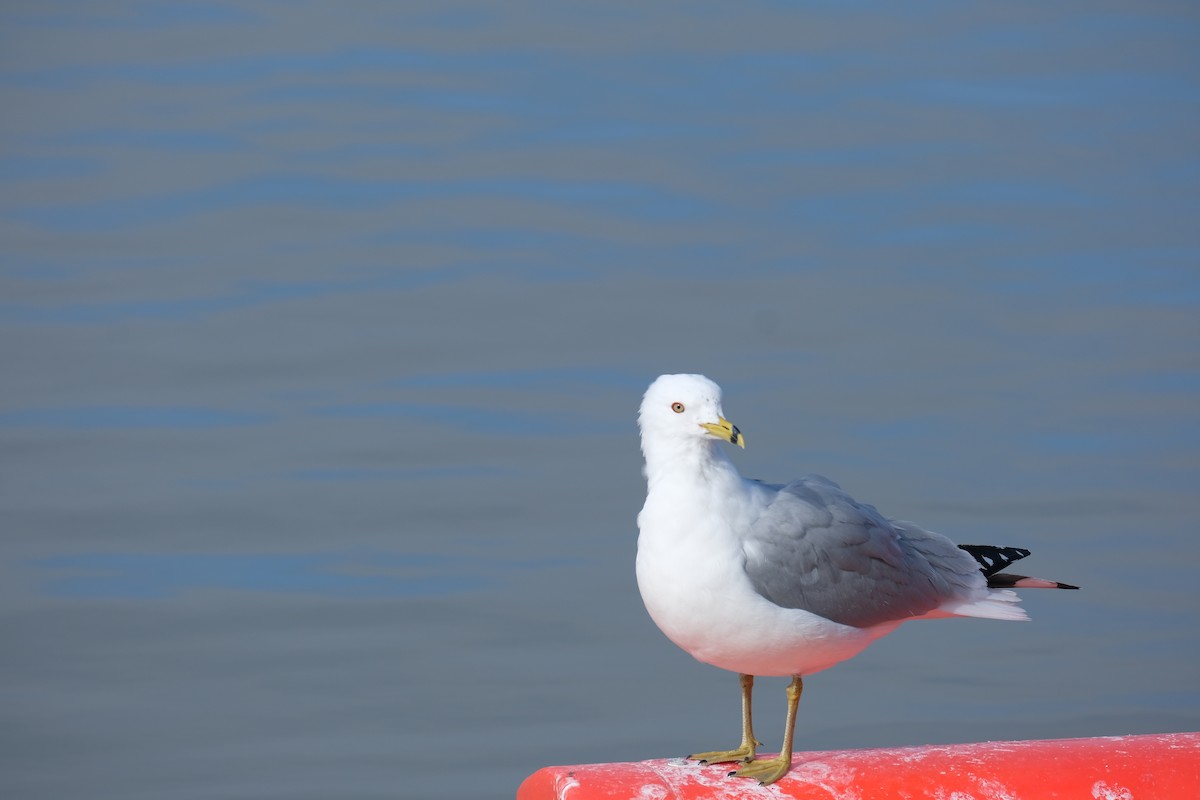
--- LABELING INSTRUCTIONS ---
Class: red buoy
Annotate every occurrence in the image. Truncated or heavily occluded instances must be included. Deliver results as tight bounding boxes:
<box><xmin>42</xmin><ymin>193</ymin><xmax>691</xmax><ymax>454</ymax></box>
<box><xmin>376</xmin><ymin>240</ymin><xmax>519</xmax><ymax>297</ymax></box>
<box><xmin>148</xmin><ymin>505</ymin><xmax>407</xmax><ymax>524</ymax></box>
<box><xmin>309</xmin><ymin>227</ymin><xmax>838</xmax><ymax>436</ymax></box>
<box><xmin>518</xmin><ymin>732</ymin><xmax>1200</xmax><ymax>799</ymax></box>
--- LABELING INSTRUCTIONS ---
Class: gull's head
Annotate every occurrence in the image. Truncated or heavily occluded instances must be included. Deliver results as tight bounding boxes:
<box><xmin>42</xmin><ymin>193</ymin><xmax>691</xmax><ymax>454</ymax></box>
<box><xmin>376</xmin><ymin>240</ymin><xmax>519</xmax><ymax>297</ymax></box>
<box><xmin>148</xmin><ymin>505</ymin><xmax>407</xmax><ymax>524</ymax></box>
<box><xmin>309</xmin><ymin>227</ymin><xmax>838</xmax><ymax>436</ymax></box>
<box><xmin>638</xmin><ymin>373</ymin><xmax>745</xmax><ymax>451</ymax></box>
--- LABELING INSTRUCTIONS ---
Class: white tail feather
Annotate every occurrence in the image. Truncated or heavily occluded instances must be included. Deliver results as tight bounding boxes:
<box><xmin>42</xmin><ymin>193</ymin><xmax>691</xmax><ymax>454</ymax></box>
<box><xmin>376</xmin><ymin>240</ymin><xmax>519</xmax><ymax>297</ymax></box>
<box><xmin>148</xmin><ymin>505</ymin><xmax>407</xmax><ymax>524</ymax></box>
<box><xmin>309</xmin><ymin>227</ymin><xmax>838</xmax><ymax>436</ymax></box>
<box><xmin>936</xmin><ymin>589</ymin><xmax>1030</xmax><ymax>621</ymax></box>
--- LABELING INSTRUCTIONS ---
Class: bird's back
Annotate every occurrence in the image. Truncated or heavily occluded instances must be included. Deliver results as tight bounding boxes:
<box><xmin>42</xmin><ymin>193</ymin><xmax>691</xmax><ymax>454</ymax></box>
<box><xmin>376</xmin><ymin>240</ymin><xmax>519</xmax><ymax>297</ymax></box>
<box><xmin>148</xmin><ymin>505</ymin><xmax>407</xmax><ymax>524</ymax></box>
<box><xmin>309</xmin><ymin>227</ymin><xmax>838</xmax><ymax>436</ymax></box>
<box><xmin>739</xmin><ymin>475</ymin><xmax>1022</xmax><ymax>628</ymax></box>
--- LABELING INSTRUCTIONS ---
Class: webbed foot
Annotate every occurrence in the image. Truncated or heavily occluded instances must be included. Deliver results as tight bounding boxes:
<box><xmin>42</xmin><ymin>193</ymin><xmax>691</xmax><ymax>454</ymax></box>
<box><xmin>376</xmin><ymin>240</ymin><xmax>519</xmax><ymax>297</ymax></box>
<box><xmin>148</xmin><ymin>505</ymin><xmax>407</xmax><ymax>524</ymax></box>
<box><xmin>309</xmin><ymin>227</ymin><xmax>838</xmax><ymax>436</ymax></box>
<box><xmin>729</xmin><ymin>751</ymin><xmax>792</xmax><ymax>785</ymax></box>
<box><xmin>688</xmin><ymin>738</ymin><xmax>759</xmax><ymax>765</ymax></box>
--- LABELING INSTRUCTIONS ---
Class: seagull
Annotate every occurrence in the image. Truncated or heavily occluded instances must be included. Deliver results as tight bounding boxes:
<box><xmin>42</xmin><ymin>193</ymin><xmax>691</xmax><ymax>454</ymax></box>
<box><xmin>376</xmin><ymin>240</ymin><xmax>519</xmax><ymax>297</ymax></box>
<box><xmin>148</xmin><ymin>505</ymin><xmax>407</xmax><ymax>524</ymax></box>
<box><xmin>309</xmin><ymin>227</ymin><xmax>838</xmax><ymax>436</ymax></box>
<box><xmin>635</xmin><ymin>374</ymin><xmax>1078</xmax><ymax>785</ymax></box>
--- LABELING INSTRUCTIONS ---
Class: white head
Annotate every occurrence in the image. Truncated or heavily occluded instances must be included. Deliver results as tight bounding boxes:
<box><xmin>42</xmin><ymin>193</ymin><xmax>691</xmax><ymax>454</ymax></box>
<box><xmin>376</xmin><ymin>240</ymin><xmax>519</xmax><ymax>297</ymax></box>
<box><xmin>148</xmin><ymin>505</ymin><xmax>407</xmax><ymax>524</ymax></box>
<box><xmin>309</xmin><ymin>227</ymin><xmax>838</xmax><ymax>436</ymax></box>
<box><xmin>638</xmin><ymin>374</ymin><xmax>744</xmax><ymax>455</ymax></box>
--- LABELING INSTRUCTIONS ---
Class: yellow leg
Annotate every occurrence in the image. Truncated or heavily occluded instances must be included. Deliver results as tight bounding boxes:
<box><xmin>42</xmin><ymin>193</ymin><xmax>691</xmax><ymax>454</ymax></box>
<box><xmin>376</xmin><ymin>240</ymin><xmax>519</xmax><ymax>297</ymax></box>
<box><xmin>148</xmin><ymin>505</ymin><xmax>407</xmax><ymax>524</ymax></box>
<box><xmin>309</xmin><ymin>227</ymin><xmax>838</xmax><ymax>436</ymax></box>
<box><xmin>689</xmin><ymin>673</ymin><xmax>761</xmax><ymax>764</ymax></box>
<box><xmin>730</xmin><ymin>675</ymin><xmax>803</xmax><ymax>785</ymax></box>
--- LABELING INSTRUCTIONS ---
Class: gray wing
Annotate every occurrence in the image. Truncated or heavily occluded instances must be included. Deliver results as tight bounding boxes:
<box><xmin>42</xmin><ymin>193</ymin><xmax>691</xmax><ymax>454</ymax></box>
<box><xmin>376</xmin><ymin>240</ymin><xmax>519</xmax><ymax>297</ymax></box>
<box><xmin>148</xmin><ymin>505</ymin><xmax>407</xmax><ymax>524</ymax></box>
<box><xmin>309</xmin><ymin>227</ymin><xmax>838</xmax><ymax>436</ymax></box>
<box><xmin>740</xmin><ymin>475</ymin><xmax>983</xmax><ymax>628</ymax></box>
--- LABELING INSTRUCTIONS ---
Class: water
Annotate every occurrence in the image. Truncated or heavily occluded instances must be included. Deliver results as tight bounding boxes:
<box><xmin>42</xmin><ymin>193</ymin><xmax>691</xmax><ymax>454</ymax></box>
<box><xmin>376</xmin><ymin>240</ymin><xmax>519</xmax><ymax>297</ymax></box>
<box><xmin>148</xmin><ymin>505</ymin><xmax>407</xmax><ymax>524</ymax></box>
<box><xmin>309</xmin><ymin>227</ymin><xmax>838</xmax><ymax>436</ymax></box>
<box><xmin>3</xmin><ymin>4</ymin><xmax>1198</xmax><ymax>799</ymax></box>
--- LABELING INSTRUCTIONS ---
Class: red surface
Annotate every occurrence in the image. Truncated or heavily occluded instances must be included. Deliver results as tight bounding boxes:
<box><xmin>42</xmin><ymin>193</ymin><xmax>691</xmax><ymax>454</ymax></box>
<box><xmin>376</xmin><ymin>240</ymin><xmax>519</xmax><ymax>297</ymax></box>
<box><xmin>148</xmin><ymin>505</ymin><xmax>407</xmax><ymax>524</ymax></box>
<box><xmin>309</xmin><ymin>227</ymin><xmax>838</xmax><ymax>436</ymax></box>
<box><xmin>518</xmin><ymin>732</ymin><xmax>1200</xmax><ymax>799</ymax></box>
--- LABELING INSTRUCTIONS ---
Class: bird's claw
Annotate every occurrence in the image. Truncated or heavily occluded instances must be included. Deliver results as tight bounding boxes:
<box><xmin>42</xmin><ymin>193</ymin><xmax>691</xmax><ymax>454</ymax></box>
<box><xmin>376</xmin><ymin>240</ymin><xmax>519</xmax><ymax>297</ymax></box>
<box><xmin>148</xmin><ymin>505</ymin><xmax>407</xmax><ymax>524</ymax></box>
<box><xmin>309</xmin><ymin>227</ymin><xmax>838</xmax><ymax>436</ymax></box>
<box><xmin>688</xmin><ymin>741</ymin><xmax>757</xmax><ymax>765</ymax></box>
<box><xmin>728</xmin><ymin>752</ymin><xmax>792</xmax><ymax>785</ymax></box>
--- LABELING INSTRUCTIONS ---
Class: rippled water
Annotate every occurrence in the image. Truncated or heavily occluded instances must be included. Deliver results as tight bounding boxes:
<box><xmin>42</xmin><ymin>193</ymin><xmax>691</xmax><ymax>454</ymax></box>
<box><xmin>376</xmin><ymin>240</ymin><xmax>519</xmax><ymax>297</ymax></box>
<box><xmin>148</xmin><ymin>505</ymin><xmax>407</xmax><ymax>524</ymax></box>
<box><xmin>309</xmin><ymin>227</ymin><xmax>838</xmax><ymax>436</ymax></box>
<box><xmin>3</xmin><ymin>5</ymin><xmax>1198</xmax><ymax>799</ymax></box>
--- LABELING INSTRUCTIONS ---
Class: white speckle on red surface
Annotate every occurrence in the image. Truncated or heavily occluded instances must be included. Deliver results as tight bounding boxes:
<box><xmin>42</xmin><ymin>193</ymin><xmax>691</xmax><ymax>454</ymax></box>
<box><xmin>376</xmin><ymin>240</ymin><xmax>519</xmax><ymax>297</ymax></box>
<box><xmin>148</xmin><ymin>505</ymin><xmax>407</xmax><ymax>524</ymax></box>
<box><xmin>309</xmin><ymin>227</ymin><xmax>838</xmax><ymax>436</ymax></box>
<box><xmin>1092</xmin><ymin>781</ymin><xmax>1134</xmax><ymax>800</ymax></box>
<box><xmin>788</xmin><ymin>759</ymin><xmax>862</xmax><ymax>800</ymax></box>
<box><xmin>648</xmin><ymin>758</ymin><xmax>795</xmax><ymax>799</ymax></box>
<box><xmin>554</xmin><ymin>773</ymin><xmax>580</xmax><ymax>799</ymax></box>
<box><xmin>635</xmin><ymin>783</ymin><xmax>668</xmax><ymax>800</ymax></box>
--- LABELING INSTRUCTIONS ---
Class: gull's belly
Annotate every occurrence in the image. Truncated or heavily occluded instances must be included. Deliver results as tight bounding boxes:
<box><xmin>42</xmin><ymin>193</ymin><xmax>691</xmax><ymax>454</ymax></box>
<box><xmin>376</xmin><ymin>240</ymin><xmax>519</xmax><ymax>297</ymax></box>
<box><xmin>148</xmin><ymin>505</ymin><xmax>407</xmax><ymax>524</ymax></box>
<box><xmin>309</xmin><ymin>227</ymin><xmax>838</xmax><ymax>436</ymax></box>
<box><xmin>636</xmin><ymin>517</ymin><xmax>895</xmax><ymax>677</ymax></box>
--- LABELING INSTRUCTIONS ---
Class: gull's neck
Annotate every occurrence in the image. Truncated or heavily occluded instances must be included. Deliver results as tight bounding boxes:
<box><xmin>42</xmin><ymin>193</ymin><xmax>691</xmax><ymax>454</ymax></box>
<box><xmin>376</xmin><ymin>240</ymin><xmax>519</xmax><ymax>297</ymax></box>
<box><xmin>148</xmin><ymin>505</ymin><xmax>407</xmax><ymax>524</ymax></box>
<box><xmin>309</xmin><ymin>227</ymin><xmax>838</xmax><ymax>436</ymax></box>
<box><xmin>642</xmin><ymin>434</ymin><xmax>743</xmax><ymax>493</ymax></box>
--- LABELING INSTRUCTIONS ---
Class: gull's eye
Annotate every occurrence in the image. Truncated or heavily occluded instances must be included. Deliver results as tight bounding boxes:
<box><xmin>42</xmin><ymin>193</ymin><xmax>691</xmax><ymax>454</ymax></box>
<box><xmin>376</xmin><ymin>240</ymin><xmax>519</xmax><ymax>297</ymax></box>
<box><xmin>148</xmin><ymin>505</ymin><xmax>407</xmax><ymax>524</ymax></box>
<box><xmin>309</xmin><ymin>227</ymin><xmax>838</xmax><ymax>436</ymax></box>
<box><xmin>671</xmin><ymin>402</ymin><xmax>685</xmax><ymax>413</ymax></box>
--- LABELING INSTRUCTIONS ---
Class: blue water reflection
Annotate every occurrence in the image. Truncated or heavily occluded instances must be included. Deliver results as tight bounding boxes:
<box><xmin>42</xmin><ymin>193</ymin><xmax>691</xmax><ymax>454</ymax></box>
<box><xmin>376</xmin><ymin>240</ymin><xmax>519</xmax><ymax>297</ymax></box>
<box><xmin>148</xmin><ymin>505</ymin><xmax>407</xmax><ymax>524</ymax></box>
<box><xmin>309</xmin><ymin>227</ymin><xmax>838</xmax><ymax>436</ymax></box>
<box><xmin>33</xmin><ymin>551</ymin><xmax>568</xmax><ymax>599</ymax></box>
<box><xmin>0</xmin><ymin>406</ymin><xmax>270</xmax><ymax>429</ymax></box>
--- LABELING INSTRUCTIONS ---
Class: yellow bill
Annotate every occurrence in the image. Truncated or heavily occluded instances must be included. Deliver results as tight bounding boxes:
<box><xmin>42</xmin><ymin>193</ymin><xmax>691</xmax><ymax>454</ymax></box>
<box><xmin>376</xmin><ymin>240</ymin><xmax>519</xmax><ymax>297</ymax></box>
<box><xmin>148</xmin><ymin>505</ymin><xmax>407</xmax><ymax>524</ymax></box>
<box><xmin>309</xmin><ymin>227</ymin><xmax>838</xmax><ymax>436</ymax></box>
<box><xmin>700</xmin><ymin>417</ymin><xmax>745</xmax><ymax>448</ymax></box>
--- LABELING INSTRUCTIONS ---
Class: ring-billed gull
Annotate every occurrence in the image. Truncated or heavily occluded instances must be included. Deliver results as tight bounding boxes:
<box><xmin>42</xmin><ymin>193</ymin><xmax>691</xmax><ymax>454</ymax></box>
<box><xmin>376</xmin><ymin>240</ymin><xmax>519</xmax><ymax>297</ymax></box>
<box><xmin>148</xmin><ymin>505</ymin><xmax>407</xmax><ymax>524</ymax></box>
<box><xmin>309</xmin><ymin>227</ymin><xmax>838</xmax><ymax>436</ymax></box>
<box><xmin>635</xmin><ymin>374</ymin><xmax>1077</xmax><ymax>785</ymax></box>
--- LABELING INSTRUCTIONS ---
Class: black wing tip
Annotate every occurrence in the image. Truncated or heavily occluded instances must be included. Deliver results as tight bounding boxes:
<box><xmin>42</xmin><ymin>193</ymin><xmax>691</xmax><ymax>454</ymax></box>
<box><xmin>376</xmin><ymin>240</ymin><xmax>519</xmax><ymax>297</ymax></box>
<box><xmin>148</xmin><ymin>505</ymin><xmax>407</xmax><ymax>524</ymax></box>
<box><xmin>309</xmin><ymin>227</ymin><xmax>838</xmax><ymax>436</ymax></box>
<box><xmin>987</xmin><ymin>572</ymin><xmax>1081</xmax><ymax>590</ymax></box>
<box><xmin>958</xmin><ymin>544</ymin><xmax>1031</xmax><ymax>578</ymax></box>
<box><xmin>960</xmin><ymin>544</ymin><xmax>1078</xmax><ymax>589</ymax></box>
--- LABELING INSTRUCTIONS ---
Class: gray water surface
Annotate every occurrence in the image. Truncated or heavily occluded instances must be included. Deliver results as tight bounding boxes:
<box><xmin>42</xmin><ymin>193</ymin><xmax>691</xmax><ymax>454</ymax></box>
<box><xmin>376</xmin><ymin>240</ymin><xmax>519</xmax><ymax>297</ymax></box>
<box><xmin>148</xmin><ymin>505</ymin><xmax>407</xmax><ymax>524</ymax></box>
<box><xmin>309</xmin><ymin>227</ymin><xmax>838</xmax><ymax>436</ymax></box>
<box><xmin>3</xmin><ymin>4</ymin><xmax>1199</xmax><ymax>799</ymax></box>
